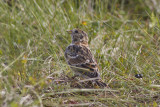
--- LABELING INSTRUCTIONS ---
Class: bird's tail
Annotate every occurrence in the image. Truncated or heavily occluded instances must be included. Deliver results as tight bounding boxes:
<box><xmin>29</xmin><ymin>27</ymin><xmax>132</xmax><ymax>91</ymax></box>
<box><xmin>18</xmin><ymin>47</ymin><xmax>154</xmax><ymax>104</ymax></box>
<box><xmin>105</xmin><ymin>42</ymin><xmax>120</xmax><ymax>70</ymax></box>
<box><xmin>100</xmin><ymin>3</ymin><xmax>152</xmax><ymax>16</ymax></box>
<box><xmin>94</xmin><ymin>79</ymin><xmax>107</xmax><ymax>88</ymax></box>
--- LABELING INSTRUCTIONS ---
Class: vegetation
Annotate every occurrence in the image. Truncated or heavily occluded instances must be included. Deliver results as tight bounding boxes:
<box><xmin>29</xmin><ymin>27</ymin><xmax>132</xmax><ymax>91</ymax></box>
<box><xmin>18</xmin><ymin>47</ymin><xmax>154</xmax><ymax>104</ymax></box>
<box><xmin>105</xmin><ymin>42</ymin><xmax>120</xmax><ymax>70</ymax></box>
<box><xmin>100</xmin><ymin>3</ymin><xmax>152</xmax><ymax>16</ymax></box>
<box><xmin>0</xmin><ymin>0</ymin><xmax>160</xmax><ymax>106</ymax></box>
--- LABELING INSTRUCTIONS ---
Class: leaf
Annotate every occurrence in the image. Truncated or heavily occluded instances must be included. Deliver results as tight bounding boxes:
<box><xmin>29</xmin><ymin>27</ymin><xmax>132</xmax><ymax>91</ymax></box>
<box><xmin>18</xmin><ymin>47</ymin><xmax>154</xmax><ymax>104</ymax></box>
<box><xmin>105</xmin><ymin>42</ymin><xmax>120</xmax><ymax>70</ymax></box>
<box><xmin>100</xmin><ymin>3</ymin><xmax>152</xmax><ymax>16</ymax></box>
<box><xmin>153</xmin><ymin>101</ymin><xmax>157</xmax><ymax>107</ymax></box>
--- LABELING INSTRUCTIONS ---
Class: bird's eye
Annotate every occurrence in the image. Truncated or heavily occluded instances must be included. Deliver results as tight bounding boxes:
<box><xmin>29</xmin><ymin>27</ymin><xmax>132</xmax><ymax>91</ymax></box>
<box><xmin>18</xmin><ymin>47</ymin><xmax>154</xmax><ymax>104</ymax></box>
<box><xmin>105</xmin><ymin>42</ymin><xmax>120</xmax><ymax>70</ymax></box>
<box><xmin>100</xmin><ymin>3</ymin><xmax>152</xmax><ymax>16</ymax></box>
<box><xmin>75</xmin><ymin>30</ymin><xmax>78</xmax><ymax>33</ymax></box>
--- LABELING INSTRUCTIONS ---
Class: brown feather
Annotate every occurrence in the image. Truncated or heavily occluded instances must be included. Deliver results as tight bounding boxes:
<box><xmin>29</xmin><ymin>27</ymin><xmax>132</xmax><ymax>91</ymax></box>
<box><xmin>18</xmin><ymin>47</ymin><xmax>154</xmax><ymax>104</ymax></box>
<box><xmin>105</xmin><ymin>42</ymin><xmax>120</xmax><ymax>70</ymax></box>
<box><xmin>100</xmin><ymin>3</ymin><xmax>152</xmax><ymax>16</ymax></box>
<box><xmin>65</xmin><ymin>28</ymin><xmax>106</xmax><ymax>88</ymax></box>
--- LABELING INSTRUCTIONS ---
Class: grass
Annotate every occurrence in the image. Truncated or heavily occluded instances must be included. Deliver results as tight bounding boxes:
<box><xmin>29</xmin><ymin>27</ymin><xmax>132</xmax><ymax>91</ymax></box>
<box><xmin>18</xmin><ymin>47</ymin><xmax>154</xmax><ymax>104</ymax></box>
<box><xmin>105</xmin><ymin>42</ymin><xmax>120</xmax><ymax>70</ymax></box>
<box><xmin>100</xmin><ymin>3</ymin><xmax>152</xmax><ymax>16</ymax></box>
<box><xmin>0</xmin><ymin>0</ymin><xmax>160</xmax><ymax>106</ymax></box>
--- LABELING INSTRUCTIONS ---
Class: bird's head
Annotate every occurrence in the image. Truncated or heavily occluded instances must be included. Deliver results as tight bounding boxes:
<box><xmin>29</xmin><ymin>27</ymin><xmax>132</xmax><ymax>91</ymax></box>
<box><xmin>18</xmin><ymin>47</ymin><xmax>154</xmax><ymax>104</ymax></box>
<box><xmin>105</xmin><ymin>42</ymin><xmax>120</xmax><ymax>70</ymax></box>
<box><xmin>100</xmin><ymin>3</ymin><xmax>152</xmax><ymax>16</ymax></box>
<box><xmin>67</xmin><ymin>28</ymin><xmax>88</xmax><ymax>46</ymax></box>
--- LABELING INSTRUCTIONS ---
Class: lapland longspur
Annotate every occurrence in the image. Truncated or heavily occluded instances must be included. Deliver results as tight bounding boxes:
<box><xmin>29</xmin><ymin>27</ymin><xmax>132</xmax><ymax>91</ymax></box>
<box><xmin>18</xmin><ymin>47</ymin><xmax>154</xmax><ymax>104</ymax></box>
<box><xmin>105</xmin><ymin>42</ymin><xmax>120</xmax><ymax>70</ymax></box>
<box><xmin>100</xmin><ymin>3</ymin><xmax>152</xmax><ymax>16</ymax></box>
<box><xmin>65</xmin><ymin>28</ymin><xmax>106</xmax><ymax>88</ymax></box>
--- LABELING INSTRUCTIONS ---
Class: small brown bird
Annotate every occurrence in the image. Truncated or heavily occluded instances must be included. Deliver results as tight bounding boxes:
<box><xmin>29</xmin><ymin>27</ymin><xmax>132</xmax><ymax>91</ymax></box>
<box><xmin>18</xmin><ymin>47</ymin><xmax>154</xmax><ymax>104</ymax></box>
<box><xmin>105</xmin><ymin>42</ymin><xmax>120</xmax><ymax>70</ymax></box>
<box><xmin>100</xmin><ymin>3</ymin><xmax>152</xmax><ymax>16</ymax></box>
<box><xmin>65</xmin><ymin>28</ymin><xmax>106</xmax><ymax>88</ymax></box>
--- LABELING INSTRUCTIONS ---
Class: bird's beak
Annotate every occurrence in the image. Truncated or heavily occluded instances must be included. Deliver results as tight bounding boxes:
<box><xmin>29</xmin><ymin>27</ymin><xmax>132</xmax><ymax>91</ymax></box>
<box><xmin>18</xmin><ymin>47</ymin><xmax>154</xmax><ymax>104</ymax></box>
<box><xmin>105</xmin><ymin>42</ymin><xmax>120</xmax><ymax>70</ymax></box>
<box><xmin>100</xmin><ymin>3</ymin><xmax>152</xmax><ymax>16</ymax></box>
<box><xmin>66</xmin><ymin>30</ymin><xmax>72</xmax><ymax>34</ymax></box>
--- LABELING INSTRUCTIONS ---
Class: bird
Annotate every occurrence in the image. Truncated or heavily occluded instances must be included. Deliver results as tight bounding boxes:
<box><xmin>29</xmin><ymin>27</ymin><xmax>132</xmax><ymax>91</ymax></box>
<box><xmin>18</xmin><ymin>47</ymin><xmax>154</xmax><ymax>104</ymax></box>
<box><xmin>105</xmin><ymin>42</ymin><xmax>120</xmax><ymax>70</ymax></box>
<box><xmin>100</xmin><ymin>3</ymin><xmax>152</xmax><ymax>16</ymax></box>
<box><xmin>64</xmin><ymin>28</ymin><xmax>106</xmax><ymax>88</ymax></box>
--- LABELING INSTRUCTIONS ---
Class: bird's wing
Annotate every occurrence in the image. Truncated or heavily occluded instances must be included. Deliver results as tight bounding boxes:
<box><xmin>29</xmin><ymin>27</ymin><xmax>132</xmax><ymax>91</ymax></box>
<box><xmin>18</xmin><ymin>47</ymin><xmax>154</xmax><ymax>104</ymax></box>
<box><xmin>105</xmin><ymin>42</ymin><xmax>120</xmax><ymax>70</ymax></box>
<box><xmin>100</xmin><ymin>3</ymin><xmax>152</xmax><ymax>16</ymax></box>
<box><xmin>65</xmin><ymin>45</ymin><xmax>100</xmax><ymax>78</ymax></box>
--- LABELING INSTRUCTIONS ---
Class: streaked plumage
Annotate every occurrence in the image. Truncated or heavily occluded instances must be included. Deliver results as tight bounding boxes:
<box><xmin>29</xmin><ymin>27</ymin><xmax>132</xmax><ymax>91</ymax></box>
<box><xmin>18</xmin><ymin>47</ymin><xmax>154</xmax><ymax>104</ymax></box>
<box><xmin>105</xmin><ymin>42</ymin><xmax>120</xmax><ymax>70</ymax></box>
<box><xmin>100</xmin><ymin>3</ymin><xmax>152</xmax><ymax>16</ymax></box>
<box><xmin>65</xmin><ymin>28</ymin><xmax>106</xmax><ymax>88</ymax></box>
